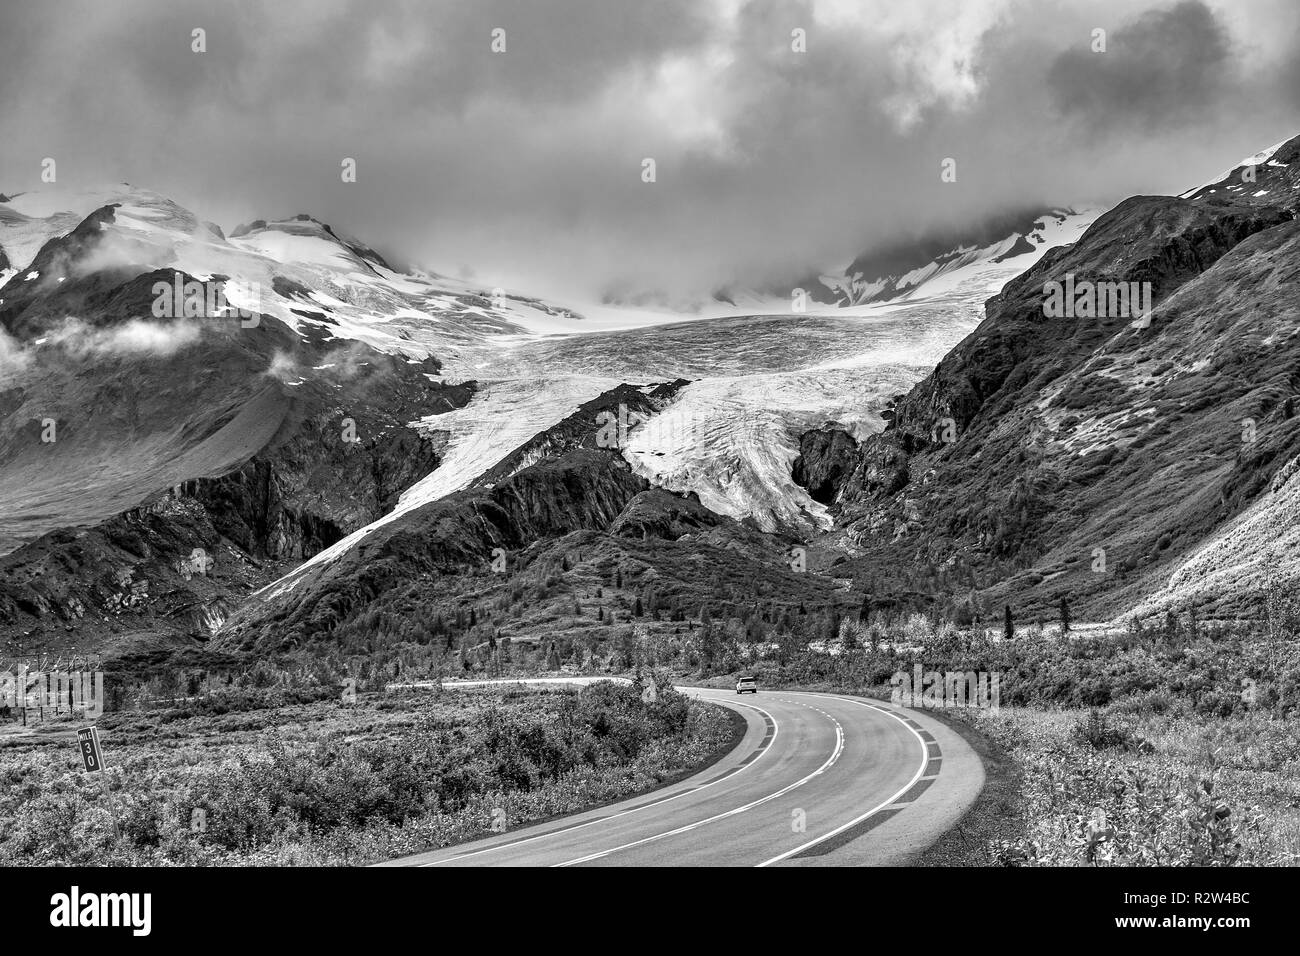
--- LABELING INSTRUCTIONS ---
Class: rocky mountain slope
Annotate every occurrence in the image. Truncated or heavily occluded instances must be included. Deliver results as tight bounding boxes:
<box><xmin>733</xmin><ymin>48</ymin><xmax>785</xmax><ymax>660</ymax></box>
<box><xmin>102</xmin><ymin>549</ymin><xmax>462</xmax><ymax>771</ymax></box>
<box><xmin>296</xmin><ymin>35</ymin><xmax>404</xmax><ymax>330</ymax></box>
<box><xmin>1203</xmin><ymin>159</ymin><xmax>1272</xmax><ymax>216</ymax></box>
<box><xmin>216</xmin><ymin>381</ymin><xmax>800</xmax><ymax>654</ymax></box>
<box><xmin>793</xmin><ymin>133</ymin><xmax>1300</xmax><ymax>622</ymax></box>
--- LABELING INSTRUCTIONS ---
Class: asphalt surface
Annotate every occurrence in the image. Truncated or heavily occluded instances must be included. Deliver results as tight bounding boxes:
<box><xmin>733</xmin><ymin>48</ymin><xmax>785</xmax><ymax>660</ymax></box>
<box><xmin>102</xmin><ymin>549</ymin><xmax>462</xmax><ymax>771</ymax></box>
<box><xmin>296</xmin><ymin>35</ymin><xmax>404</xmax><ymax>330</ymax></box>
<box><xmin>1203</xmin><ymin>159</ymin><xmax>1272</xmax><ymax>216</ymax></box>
<box><xmin>380</xmin><ymin>681</ymin><xmax>985</xmax><ymax>867</ymax></box>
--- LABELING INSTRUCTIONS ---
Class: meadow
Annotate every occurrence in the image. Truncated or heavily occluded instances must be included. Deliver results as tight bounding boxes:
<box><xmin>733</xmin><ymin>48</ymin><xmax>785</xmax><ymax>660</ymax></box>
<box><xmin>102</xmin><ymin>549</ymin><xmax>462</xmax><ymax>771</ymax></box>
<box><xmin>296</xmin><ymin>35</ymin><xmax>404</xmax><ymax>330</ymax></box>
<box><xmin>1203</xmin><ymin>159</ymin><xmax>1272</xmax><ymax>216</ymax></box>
<box><xmin>3</xmin><ymin>596</ymin><xmax>1296</xmax><ymax>867</ymax></box>
<box><xmin>0</xmin><ymin>678</ymin><xmax>736</xmax><ymax>866</ymax></box>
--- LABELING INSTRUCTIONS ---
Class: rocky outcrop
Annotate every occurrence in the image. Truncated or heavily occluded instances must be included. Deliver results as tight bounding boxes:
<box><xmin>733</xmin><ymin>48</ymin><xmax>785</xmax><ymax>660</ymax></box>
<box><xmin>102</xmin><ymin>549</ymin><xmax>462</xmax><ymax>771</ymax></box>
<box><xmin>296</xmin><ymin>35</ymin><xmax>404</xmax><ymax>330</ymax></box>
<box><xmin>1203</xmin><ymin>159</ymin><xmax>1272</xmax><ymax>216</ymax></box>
<box><xmin>471</xmin><ymin>379</ymin><xmax>689</xmax><ymax>489</ymax></box>
<box><xmin>609</xmin><ymin>488</ymin><xmax>721</xmax><ymax>540</ymax></box>
<box><xmin>0</xmin><ymin>204</ymin><xmax>129</xmax><ymax>339</ymax></box>
<box><xmin>790</xmin><ymin>429</ymin><xmax>860</xmax><ymax>504</ymax></box>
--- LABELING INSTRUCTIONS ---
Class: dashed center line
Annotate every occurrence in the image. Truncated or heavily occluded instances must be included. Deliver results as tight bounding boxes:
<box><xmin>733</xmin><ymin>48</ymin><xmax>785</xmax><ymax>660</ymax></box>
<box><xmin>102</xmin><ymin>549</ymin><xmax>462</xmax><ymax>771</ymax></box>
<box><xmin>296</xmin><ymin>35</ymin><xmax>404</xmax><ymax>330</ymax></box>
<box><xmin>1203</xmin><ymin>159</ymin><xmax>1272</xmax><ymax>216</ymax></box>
<box><xmin>552</xmin><ymin>696</ymin><xmax>845</xmax><ymax>867</ymax></box>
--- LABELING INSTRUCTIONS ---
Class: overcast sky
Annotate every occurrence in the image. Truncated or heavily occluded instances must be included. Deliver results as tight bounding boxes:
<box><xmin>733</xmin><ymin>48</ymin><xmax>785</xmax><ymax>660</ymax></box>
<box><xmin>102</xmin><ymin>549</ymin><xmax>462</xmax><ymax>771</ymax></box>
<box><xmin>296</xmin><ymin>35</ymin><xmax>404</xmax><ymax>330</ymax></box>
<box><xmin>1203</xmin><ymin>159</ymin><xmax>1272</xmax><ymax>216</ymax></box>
<box><xmin>2</xmin><ymin>0</ymin><xmax>1299</xmax><ymax>300</ymax></box>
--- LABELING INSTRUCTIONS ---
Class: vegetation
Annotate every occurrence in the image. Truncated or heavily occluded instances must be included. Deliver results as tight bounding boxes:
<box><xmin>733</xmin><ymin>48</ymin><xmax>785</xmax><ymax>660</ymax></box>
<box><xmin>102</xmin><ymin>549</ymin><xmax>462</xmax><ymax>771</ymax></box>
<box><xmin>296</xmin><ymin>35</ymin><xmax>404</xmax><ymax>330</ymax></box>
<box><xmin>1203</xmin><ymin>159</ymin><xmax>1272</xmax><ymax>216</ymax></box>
<box><xmin>0</xmin><ymin>679</ymin><xmax>735</xmax><ymax>866</ymax></box>
<box><xmin>7</xmin><ymin>540</ymin><xmax>1298</xmax><ymax>868</ymax></box>
<box><xmin>715</xmin><ymin>608</ymin><xmax>1300</xmax><ymax>867</ymax></box>
<box><xmin>981</xmin><ymin>709</ymin><xmax>1298</xmax><ymax>866</ymax></box>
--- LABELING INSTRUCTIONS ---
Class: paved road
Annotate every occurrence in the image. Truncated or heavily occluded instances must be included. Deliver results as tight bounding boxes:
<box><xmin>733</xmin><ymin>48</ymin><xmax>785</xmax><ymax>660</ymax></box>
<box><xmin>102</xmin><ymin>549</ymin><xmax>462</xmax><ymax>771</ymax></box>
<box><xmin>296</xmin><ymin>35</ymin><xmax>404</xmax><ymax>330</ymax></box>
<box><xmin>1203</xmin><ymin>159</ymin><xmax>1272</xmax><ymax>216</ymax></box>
<box><xmin>380</xmin><ymin>682</ymin><xmax>985</xmax><ymax>867</ymax></box>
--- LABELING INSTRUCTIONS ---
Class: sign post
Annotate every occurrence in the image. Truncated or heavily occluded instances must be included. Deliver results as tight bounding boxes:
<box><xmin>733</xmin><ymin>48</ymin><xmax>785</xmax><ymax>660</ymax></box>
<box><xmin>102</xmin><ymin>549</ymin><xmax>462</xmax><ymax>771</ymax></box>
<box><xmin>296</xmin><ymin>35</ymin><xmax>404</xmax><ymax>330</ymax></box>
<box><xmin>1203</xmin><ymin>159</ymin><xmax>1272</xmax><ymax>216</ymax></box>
<box><xmin>78</xmin><ymin>727</ymin><xmax>120</xmax><ymax>841</ymax></box>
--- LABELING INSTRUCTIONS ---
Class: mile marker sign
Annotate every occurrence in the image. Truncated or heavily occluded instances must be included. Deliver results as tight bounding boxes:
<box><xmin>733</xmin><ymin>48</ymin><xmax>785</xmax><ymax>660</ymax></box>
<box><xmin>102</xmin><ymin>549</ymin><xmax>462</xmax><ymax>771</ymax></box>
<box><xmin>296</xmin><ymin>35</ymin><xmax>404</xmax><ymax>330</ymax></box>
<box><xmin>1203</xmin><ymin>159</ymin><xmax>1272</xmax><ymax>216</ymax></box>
<box><xmin>78</xmin><ymin>727</ymin><xmax>105</xmax><ymax>772</ymax></box>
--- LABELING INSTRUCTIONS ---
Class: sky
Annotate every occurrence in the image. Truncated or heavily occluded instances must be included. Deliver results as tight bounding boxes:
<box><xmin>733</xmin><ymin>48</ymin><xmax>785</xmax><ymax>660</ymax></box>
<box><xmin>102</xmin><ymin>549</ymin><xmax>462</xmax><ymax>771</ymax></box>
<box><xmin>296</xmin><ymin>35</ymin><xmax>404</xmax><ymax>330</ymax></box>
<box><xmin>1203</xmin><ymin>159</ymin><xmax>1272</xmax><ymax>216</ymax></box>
<box><xmin>2</xmin><ymin>0</ymin><xmax>1299</xmax><ymax>302</ymax></box>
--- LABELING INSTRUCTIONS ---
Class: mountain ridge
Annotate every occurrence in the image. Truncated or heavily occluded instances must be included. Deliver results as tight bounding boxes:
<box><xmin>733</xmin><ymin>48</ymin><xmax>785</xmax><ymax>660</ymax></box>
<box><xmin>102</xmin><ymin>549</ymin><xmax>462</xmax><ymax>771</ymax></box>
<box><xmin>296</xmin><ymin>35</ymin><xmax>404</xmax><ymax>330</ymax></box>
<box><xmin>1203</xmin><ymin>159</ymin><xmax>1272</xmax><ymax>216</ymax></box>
<box><xmin>792</xmin><ymin>132</ymin><xmax>1300</xmax><ymax>622</ymax></box>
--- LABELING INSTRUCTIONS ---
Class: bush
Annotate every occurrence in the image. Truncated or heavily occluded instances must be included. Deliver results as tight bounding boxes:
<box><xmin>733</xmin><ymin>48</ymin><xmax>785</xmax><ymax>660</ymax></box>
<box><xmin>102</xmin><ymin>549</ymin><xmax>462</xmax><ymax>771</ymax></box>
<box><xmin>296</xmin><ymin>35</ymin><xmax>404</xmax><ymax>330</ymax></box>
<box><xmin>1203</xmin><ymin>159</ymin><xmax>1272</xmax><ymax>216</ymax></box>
<box><xmin>1071</xmin><ymin>709</ymin><xmax>1141</xmax><ymax>751</ymax></box>
<box><xmin>0</xmin><ymin>681</ymin><xmax>733</xmax><ymax>866</ymax></box>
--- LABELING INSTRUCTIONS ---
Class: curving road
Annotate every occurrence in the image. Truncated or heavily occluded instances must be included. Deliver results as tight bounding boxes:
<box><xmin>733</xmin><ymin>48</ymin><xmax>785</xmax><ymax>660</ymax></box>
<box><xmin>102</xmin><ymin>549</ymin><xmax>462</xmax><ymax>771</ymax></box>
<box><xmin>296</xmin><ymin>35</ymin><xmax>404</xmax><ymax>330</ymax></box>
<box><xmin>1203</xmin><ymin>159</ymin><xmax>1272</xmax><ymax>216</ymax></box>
<box><xmin>379</xmin><ymin>682</ymin><xmax>985</xmax><ymax>867</ymax></box>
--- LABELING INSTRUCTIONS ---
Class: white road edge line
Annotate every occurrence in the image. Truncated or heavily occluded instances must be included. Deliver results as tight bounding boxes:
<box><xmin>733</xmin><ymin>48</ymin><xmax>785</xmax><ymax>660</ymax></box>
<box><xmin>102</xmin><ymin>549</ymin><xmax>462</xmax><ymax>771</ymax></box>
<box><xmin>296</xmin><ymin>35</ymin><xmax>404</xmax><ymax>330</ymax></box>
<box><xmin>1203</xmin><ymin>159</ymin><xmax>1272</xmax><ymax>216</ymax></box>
<box><xmin>755</xmin><ymin>693</ymin><xmax>929</xmax><ymax>867</ymax></box>
<box><xmin>552</xmin><ymin>698</ymin><xmax>846</xmax><ymax>867</ymax></box>
<box><xmin>417</xmin><ymin>690</ymin><xmax>778</xmax><ymax>866</ymax></box>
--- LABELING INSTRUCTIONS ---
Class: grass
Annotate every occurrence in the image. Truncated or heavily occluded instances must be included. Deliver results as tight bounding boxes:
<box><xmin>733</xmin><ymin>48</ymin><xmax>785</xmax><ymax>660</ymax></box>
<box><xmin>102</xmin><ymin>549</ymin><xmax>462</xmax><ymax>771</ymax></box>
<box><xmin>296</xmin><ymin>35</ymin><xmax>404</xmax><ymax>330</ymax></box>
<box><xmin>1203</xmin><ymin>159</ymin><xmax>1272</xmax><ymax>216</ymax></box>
<box><xmin>0</xmin><ymin>678</ymin><xmax>736</xmax><ymax>866</ymax></box>
<box><xmin>974</xmin><ymin>708</ymin><xmax>1300</xmax><ymax>866</ymax></box>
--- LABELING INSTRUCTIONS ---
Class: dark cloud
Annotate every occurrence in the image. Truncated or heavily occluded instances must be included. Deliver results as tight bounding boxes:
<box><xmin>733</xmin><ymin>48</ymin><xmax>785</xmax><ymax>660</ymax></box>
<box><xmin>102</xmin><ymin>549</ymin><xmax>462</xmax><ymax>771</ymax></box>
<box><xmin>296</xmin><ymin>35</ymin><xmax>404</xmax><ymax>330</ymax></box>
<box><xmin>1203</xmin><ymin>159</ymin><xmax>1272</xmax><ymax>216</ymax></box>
<box><xmin>2</xmin><ymin>0</ymin><xmax>1299</xmax><ymax>300</ymax></box>
<box><xmin>1047</xmin><ymin>1</ymin><xmax>1232</xmax><ymax>129</ymax></box>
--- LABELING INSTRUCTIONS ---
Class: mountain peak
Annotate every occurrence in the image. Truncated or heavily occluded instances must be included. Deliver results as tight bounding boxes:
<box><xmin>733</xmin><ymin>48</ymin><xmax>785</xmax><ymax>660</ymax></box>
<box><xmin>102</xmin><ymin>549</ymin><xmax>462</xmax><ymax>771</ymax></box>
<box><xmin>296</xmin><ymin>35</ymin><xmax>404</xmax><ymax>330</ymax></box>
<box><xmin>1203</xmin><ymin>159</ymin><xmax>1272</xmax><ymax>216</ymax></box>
<box><xmin>1179</xmin><ymin>131</ymin><xmax>1300</xmax><ymax>207</ymax></box>
<box><xmin>229</xmin><ymin>214</ymin><xmax>393</xmax><ymax>273</ymax></box>
<box><xmin>796</xmin><ymin>206</ymin><xmax>1098</xmax><ymax>309</ymax></box>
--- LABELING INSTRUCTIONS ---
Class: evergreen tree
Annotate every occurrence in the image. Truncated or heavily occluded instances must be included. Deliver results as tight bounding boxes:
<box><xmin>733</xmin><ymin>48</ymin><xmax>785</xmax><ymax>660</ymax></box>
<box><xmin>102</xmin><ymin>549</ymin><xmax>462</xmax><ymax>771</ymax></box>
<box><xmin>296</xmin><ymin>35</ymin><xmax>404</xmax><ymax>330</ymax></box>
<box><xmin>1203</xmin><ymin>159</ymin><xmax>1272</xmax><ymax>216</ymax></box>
<box><xmin>699</xmin><ymin>621</ymin><xmax>720</xmax><ymax>671</ymax></box>
<box><xmin>841</xmin><ymin>622</ymin><xmax>858</xmax><ymax>651</ymax></box>
<box><xmin>1004</xmin><ymin>604</ymin><xmax>1014</xmax><ymax>641</ymax></box>
<box><xmin>1059</xmin><ymin>597</ymin><xmax>1072</xmax><ymax>633</ymax></box>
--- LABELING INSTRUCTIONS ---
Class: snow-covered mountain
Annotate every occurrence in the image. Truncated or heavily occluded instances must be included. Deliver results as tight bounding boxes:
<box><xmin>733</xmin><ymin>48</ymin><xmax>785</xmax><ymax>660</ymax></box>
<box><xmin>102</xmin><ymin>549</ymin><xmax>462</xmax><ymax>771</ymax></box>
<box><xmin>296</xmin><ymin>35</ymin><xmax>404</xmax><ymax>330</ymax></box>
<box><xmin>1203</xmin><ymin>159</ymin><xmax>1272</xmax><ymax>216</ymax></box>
<box><xmin>1177</xmin><ymin>137</ymin><xmax>1300</xmax><ymax>202</ymax></box>
<box><xmin>0</xmin><ymin>181</ymin><xmax>1102</xmax><ymax>652</ymax></box>
<box><xmin>595</xmin><ymin>208</ymin><xmax>1097</xmax><ymax>319</ymax></box>
<box><xmin>9</xmin><ymin>123</ymin><xmax>1300</xmax><ymax>657</ymax></box>
<box><xmin>0</xmin><ymin>185</ymin><xmax>601</xmax><ymax>358</ymax></box>
<box><xmin>0</xmin><ymin>185</ymin><xmax>601</xmax><ymax>557</ymax></box>
<box><xmin>799</xmin><ymin>207</ymin><xmax>1098</xmax><ymax>308</ymax></box>
<box><xmin>0</xmin><ymin>184</ymin><xmax>1088</xmax><ymax>567</ymax></box>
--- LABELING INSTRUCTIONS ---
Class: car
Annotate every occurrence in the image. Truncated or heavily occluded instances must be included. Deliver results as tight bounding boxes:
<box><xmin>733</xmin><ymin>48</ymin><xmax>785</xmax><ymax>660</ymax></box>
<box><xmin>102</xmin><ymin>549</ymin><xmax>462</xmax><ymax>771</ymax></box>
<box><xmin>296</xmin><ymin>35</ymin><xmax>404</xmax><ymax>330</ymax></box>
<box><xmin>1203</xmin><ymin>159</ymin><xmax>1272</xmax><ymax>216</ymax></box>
<box><xmin>735</xmin><ymin>675</ymin><xmax>758</xmax><ymax>694</ymax></box>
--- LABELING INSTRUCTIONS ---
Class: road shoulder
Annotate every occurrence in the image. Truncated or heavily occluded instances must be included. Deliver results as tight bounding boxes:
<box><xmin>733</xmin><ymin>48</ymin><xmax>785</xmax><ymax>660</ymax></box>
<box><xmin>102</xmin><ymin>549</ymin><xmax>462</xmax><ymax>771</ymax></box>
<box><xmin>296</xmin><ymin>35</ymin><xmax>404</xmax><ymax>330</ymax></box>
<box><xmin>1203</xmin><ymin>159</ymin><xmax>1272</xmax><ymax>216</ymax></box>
<box><xmin>777</xmin><ymin>693</ymin><xmax>987</xmax><ymax>866</ymax></box>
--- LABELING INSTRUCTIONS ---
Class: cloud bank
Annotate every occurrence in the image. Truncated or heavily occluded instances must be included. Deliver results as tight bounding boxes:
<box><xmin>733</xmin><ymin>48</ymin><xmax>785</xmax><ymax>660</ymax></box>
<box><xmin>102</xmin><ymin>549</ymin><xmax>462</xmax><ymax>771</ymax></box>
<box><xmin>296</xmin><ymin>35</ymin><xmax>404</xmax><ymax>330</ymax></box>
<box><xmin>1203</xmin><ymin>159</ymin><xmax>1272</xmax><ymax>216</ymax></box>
<box><xmin>2</xmin><ymin>0</ymin><xmax>1299</xmax><ymax>300</ymax></box>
